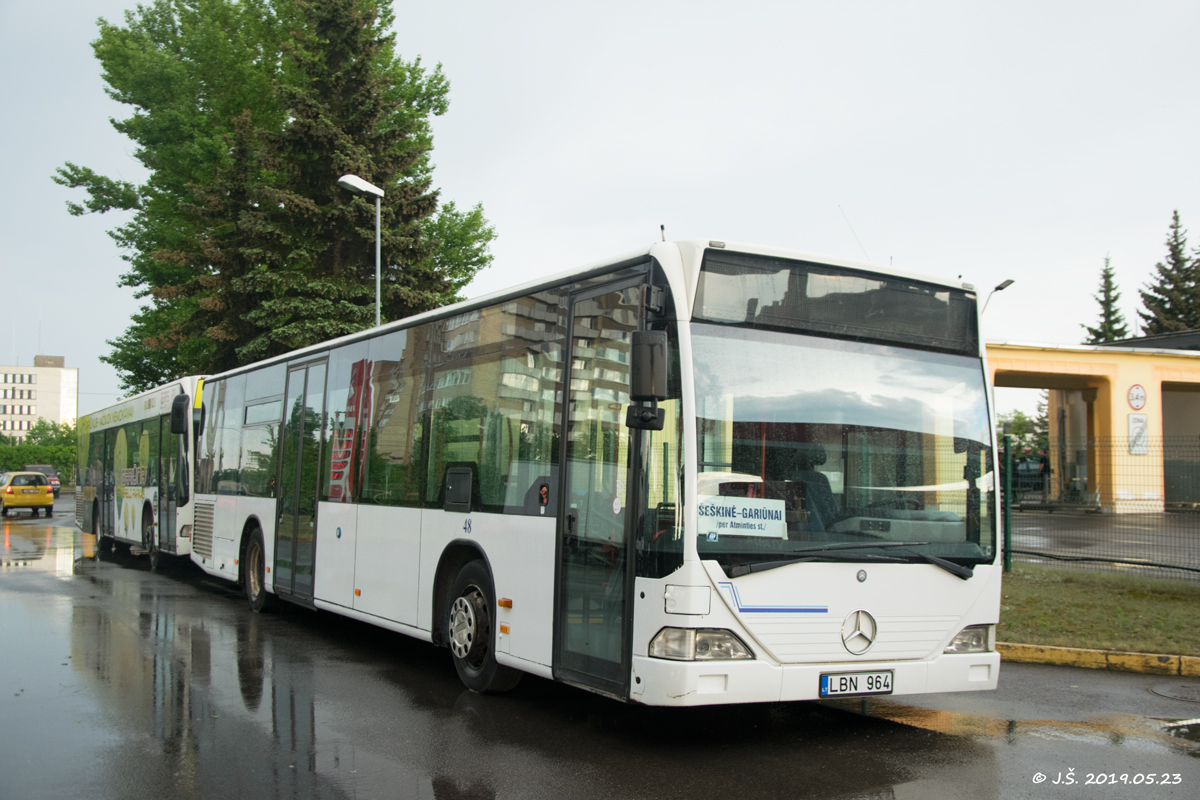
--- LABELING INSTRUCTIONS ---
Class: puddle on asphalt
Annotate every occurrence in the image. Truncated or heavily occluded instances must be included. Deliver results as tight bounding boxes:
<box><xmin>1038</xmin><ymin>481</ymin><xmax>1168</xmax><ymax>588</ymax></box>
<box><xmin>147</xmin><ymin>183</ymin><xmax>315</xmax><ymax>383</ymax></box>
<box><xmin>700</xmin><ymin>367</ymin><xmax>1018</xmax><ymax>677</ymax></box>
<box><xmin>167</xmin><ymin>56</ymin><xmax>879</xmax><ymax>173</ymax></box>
<box><xmin>0</xmin><ymin>521</ymin><xmax>96</xmax><ymax>575</ymax></box>
<box><xmin>828</xmin><ymin>697</ymin><xmax>1200</xmax><ymax>758</ymax></box>
<box><xmin>1161</xmin><ymin>719</ymin><xmax>1200</xmax><ymax>743</ymax></box>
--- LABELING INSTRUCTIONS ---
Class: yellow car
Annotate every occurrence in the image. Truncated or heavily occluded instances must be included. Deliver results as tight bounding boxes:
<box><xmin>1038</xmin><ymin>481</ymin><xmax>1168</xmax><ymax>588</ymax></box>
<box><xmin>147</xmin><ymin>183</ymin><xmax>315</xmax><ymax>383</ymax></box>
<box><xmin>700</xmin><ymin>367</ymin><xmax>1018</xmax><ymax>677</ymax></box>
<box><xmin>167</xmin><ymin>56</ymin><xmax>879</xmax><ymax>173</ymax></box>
<box><xmin>0</xmin><ymin>471</ymin><xmax>55</xmax><ymax>518</ymax></box>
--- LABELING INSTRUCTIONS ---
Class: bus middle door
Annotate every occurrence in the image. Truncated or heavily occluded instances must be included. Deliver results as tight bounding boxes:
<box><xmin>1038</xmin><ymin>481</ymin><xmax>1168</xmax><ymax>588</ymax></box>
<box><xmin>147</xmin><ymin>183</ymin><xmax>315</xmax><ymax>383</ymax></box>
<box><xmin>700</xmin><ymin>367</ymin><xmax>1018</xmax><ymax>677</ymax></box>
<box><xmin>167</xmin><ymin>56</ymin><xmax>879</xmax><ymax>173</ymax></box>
<box><xmin>274</xmin><ymin>361</ymin><xmax>327</xmax><ymax>605</ymax></box>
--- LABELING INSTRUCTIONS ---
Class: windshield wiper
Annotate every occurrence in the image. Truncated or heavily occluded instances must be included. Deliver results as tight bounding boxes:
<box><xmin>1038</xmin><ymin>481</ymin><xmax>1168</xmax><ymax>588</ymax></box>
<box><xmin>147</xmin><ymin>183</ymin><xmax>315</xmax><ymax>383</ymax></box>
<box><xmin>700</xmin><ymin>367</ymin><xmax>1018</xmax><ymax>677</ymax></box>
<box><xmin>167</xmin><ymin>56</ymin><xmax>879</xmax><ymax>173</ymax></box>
<box><xmin>729</xmin><ymin>552</ymin><xmax>907</xmax><ymax>577</ymax></box>
<box><xmin>728</xmin><ymin>542</ymin><xmax>926</xmax><ymax>577</ymax></box>
<box><xmin>893</xmin><ymin>549</ymin><xmax>974</xmax><ymax>580</ymax></box>
<box><xmin>727</xmin><ymin>541</ymin><xmax>973</xmax><ymax>580</ymax></box>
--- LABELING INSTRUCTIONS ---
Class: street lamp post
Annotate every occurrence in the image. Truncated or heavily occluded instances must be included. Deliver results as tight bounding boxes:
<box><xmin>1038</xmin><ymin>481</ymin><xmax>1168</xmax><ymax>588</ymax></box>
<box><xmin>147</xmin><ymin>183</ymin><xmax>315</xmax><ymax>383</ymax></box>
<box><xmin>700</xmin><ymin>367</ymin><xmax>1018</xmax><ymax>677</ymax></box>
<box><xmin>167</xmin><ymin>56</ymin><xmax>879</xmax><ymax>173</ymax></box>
<box><xmin>337</xmin><ymin>174</ymin><xmax>385</xmax><ymax>327</ymax></box>
<box><xmin>981</xmin><ymin>279</ymin><xmax>1014</xmax><ymax>314</ymax></box>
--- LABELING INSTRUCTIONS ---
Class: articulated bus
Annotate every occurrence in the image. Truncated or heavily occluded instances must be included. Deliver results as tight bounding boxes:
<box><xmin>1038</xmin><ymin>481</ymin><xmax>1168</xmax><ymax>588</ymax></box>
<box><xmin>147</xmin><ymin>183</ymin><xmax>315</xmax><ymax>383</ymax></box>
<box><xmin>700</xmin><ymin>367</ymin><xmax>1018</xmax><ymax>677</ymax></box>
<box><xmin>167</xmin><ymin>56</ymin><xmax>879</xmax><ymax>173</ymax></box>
<box><xmin>77</xmin><ymin>377</ymin><xmax>204</xmax><ymax>571</ymax></box>
<box><xmin>103</xmin><ymin>240</ymin><xmax>1002</xmax><ymax>705</ymax></box>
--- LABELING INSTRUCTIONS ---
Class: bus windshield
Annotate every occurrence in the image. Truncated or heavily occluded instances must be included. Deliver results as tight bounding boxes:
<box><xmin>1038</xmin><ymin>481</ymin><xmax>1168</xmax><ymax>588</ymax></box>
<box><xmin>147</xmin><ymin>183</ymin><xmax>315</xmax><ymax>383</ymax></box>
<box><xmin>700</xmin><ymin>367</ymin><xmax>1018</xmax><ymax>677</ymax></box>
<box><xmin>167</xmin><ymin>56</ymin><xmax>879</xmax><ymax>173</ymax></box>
<box><xmin>692</xmin><ymin>323</ymin><xmax>995</xmax><ymax>574</ymax></box>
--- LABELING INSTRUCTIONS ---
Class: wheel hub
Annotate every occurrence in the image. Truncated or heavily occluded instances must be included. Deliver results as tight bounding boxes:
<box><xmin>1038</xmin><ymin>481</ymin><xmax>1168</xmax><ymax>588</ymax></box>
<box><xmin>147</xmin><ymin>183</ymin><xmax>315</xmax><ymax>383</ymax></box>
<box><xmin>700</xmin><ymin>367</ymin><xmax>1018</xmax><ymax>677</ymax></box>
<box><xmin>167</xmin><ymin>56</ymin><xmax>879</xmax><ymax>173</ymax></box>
<box><xmin>449</xmin><ymin>591</ymin><xmax>486</xmax><ymax>662</ymax></box>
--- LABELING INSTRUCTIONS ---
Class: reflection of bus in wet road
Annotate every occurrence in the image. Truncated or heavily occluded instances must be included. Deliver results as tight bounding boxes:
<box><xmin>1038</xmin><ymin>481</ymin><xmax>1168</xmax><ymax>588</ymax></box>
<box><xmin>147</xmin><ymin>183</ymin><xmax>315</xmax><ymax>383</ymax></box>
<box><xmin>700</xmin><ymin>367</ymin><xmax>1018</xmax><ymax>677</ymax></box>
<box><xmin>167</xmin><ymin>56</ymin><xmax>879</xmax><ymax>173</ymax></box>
<box><xmin>43</xmin><ymin>539</ymin><xmax>1014</xmax><ymax>800</ymax></box>
<box><xmin>143</xmin><ymin>241</ymin><xmax>1000</xmax><ymax>705</ymax></box>
<box><xmin>7</xmin><ymin>524</ymin><xmax>1198</xmax><ymax>798</ymax></box>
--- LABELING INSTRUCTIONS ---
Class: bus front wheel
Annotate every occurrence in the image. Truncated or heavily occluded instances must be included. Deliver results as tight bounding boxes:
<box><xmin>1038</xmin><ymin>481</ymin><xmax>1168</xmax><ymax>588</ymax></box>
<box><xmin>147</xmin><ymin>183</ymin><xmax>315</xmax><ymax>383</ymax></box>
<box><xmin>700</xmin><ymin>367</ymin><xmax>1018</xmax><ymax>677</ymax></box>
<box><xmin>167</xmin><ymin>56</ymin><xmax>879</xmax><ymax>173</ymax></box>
<box><xmin>446</xmin><ymin>560</ymin><xmax>522</xmax><ymax>693</ymax></box>
<box><xmin>245</xmin><ymin>528</ymin><xmax>276</xmax><ymax>613</ymax></box>
<box><xmin>92</xmin><ymin>501</ymin><xmax>111</xmax><ymax>556</ymax></box>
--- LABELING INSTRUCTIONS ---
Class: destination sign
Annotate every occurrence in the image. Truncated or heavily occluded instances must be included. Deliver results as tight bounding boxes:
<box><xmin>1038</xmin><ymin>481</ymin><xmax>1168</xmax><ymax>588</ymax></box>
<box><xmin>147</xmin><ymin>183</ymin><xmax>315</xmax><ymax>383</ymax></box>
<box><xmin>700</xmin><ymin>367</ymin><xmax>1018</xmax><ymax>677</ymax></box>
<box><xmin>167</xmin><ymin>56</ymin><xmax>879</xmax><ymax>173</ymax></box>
<box><xmin>697</xmin><ymin>495</ymin><xmax>787</xmax><ymax>539</ymax></box>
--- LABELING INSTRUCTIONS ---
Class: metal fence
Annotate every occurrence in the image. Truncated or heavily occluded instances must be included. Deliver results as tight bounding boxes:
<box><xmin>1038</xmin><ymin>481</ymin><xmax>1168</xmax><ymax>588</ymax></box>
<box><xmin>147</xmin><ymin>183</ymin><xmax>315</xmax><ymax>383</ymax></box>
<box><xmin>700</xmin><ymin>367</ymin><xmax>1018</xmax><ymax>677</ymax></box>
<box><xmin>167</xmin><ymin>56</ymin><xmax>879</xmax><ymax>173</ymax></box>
<box><xmin>1003</xmin><ymin>437</ymin><xmax>1200</xmax><ymax>582</ymax></box>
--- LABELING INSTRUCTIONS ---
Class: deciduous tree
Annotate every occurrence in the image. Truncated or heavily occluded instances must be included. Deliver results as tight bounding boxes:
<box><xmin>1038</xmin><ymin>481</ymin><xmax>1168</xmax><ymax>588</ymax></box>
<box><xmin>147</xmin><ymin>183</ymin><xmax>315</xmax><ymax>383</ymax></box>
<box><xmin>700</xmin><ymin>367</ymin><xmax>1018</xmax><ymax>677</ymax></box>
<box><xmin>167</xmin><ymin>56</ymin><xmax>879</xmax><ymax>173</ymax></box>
<box><xmin>24</xmin><ymin>419</ymin><xmax>77</xmax><ymax>449</ymax></box>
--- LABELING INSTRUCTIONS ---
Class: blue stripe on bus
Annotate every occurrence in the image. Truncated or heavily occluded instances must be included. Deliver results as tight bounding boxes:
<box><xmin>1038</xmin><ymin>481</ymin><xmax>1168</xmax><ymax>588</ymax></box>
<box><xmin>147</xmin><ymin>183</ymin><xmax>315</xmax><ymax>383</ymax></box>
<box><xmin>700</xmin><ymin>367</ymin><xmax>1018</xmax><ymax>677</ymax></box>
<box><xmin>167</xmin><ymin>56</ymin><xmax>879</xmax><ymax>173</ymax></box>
<box><xmin>718</xmin><ymin>582</ymin><xmax>828</xmax><ymax>613</ymax></box>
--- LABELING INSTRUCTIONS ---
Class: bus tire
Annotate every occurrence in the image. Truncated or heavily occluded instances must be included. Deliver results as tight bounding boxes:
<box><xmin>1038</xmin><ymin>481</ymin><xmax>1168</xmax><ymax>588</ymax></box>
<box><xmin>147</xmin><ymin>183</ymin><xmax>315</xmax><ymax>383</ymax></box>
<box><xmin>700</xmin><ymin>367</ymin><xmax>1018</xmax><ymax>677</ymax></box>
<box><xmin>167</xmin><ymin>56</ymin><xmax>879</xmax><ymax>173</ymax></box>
<box><xmin>446</xmin><ymin>560</ymin><xmax>522</xmax><ymax>693</ymax></box>
<box><xmin>245</xmin><ymin>527</ymin><xmax>276</xmax><ymax>613</ymax></box>
<box><xmin>92</xmin><ymin>501</ymin><xmax>111</xmax><ymax>555</ymax></box>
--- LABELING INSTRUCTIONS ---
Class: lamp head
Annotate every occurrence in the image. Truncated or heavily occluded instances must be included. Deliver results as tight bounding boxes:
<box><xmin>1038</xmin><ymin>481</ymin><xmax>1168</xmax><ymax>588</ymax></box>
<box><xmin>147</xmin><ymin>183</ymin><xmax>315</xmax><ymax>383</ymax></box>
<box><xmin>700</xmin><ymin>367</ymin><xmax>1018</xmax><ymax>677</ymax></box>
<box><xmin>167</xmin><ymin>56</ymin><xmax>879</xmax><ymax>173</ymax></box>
<box><xmin>337</xmin><ymin>174</ymin><xmax>385</xmax><ymax>198</ymax></box>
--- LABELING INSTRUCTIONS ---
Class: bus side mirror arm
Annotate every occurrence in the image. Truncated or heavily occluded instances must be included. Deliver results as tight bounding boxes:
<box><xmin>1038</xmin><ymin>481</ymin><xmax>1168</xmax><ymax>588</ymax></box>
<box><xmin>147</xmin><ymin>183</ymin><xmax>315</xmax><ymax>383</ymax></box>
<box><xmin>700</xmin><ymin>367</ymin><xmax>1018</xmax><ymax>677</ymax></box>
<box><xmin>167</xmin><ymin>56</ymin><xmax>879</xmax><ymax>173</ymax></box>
<box><xmin>626</xmin><ymin>403</ymin><xmax>665</xmax><ymax>431</ymax></box>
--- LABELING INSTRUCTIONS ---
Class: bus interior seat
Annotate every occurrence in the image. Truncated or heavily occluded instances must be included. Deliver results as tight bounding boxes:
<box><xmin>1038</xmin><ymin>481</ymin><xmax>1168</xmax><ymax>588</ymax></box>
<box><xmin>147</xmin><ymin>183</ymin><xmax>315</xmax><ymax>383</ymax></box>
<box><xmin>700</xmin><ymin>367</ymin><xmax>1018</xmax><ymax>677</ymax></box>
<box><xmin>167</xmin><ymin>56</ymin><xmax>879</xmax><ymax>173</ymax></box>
<box><xmin>768</xmin><ymin>442</ymin><xmax>838</xmax><ymax>532</ymax></box>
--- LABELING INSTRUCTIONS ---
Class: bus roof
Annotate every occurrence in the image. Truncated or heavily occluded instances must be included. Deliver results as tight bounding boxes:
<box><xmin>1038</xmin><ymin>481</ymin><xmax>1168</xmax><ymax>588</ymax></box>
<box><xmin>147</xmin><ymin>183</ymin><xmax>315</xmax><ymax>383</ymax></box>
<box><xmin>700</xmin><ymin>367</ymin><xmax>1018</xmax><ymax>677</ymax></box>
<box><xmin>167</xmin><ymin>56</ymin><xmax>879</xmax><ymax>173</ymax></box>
<box><xmin>200</xmin><ymin>239</ymin><xmax>976</xmax><ymax>383</ymax></box>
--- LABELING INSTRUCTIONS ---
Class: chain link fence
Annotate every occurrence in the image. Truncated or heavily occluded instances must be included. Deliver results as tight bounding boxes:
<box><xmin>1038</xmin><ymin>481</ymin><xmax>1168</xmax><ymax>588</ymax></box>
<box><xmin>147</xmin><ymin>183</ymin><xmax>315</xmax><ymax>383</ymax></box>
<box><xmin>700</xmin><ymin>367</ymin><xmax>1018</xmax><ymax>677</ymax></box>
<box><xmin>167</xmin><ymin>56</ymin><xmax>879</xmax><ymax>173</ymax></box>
<box><xmin>1003</xmin><ymin>437</ymin><xmax>1200</xmax><ymax>582</ymax></box>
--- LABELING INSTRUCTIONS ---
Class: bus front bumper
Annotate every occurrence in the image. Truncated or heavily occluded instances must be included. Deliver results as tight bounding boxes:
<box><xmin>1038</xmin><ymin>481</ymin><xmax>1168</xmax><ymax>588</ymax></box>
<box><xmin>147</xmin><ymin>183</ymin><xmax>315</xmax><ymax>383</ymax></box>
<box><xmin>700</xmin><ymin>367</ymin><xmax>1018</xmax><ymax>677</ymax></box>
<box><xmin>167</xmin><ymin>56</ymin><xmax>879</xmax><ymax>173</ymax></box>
<box><xmin>629</xmin><ymin>651</ymin><xmax>1000</xmax><ymax>707</ymax></box>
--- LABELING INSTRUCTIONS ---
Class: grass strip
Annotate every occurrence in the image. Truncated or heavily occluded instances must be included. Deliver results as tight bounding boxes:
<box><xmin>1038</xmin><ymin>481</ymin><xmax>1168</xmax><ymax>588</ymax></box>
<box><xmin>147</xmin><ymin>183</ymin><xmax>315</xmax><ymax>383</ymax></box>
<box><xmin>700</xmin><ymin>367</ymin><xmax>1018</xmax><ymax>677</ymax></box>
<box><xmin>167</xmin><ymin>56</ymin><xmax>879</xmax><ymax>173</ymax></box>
<box><xmin>998</xmin><ymin>564</ymin><xmax>1200</xmax><ymax>656</ymax></box>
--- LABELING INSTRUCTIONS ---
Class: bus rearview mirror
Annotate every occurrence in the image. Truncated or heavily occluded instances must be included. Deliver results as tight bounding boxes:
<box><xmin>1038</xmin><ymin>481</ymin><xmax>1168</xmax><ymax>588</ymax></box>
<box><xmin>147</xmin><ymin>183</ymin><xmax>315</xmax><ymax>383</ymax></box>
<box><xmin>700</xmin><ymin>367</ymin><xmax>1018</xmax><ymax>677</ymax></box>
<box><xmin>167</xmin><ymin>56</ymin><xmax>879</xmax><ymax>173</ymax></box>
<box><xmin>630</xmin><ymin>330</ymin><xmax>668</xmax><ymax>402</ymax></box>
<box><xmin>170</xmin><ymin>394</ymin><xmax>190</xmax><ymax>435</ymax></box>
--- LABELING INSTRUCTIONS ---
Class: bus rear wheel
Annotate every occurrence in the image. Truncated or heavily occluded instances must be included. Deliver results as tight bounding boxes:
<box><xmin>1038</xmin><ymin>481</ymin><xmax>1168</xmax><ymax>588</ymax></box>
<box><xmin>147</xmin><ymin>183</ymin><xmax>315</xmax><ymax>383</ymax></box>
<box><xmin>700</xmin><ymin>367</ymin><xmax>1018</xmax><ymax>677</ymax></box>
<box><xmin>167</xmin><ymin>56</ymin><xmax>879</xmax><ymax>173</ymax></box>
<box><xmin>245</xmin><ymin>528</ymin><xmax>276</xmax><ymax>613</ymax></box>
<box><xmin>446</xmin><ymin>560</ymin><xmax>521</xmax><ymax>693</ymax></box>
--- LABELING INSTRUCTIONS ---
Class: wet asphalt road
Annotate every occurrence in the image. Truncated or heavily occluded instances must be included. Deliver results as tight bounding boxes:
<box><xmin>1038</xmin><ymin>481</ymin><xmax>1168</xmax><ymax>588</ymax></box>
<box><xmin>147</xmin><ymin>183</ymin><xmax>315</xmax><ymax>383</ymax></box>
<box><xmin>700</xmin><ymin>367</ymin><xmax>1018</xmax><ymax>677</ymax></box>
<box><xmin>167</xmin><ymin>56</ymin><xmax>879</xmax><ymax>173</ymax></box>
<box><xmin>1</xmin><ymin>499</ymin><xmax>1199</xmax><ymax>799</ymax></box>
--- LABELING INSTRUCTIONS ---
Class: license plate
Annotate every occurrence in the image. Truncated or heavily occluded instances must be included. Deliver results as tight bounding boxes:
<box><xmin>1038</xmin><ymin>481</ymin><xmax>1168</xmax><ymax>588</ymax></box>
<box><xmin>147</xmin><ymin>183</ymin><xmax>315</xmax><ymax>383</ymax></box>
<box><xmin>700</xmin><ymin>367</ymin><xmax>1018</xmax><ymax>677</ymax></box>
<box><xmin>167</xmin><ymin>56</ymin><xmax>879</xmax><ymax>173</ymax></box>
<box><xmin>23</xmin><ymin>488</ymin><xmax>39</xmax><ymax>494</ymax></box>
<box><xmin>820</xmin><ymin>670</ymin><xmax>893</xmax><ymax>697</ymax></box>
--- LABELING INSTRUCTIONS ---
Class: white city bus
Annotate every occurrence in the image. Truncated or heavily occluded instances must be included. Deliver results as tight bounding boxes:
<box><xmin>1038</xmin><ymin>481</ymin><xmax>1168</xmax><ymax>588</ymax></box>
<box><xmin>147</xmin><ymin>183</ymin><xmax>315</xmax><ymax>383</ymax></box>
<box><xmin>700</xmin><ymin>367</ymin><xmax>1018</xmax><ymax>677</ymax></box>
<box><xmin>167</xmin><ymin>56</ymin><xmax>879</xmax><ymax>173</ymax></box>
<box><xmin>77</xmin><ymin>377</ymin><xmax>204</xmax><ymax>571</ymax></box>
<box><xmin>184</xmin><ymin>240</ymin><xmax>1001</xmax><ymax>705</ymax></box>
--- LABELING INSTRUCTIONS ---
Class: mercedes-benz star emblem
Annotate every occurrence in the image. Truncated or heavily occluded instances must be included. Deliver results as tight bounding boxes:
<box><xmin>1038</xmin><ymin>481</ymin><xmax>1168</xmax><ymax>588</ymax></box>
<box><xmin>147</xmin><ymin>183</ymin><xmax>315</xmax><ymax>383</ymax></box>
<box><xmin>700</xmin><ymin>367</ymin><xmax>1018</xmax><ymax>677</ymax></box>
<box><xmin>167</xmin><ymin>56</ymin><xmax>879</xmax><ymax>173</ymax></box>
<box><xmin>841</xmin><ymin>609</ymin><xmax>877</xmax><ymax>655</ymax></box>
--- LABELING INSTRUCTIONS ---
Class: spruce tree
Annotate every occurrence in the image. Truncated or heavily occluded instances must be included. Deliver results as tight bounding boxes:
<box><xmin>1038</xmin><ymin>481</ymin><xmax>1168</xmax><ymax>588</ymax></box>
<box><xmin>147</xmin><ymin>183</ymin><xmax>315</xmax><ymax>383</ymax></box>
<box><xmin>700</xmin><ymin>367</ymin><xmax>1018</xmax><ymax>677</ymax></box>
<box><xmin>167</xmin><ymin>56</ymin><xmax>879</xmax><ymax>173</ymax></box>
<box><xmin>1082</xmin><ymin>256</ymin><xmax>1129</xmax><ymax>343</ymax></box>
<box><xmin>1034</xmin><ymin>389</ymin><xmax>1050</xmax><ymax>455</ymax></box>
<box><xmin>1138</xmin><ymin>211</ymin><xmax>1200</xmax><ymax>335</ymax></box>
<box><xmin>55</xmin><ymin>0</ymin><xmax>494</xmax><ymax>391</ymax></box>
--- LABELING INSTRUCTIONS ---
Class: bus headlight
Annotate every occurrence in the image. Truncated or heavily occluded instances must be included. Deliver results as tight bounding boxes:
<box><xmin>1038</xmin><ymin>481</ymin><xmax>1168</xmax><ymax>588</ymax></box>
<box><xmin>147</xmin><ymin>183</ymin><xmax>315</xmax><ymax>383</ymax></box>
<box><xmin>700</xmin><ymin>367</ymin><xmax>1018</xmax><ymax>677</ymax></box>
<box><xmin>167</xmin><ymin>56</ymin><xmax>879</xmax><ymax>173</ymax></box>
<box><xmin>649</xmin><ymin>628</ymin><xmax>755</xmax><ymax>661</ymax></box>
<box><xmin>944</xmin><ymin>625</ymin><xmax>991</xmax><ymax>653</ymax></box>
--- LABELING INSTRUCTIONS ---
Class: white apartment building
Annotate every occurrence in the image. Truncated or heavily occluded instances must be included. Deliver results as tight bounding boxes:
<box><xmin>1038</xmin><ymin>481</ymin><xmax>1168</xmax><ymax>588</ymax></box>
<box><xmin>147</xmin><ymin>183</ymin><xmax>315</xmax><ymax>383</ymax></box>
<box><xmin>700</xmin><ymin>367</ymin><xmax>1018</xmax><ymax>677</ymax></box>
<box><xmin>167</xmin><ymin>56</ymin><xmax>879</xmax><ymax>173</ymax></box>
<box><xmin>0</xmin><ymin>356</ymin><xmax>79</xmax><ymax>440</ymax></box>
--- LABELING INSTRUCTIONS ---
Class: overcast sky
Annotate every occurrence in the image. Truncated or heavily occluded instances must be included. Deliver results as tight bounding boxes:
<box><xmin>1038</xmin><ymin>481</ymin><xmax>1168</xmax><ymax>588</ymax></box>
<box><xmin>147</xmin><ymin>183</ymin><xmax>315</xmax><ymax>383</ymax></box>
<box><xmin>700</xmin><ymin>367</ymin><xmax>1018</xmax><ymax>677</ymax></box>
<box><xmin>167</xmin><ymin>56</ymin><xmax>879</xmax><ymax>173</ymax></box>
<box><xmin>2</xmin><ymin>1</ymin><xmax>1198</xmax><ymax>417</ymax></box>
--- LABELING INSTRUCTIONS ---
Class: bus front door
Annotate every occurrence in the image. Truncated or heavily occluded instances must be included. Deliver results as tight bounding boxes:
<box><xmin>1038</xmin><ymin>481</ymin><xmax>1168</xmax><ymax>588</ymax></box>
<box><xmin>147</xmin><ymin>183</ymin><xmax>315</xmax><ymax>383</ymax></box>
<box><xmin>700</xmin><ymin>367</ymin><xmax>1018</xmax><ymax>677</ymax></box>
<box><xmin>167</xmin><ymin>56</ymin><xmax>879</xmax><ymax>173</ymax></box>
<box><xmin>274</xmin><ymin>361</ymin><xmax>327</xmax><ymax>604</ymax></box>
<box><xmin>554</xmin><ymin>280</ymin><xmax>642</xmax><ymax>698</ymax></box>
<box><xmin>158</xmin><ymin>414</ymin><xmax>177</xmax><ymax>553</ymax></box>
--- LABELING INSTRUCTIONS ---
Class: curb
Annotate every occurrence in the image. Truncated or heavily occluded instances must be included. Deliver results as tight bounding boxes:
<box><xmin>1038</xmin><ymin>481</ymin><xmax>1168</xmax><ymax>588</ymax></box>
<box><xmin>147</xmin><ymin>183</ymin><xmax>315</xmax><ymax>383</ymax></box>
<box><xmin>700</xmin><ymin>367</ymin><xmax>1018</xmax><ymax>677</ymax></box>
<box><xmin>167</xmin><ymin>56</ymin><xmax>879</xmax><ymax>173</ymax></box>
<box><xmin>999</xmin><ymin>642</ymin><xmax>1200</xmax><ymax>677</ymax></box>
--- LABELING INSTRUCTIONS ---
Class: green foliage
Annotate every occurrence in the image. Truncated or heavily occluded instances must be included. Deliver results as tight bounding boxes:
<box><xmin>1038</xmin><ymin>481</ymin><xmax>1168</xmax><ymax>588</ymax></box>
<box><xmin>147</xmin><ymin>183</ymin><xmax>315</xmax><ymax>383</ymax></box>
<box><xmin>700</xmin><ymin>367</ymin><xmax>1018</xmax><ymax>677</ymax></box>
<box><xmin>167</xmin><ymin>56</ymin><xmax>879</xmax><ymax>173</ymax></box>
<box><xmin>417</xmin><ymin>201</ymin><xmax>496</xmax><ymax>305</ymax></box>
<box><xmin>56</xmin><ymin>0</ymin><xmax>494</xmax><ymax>392</ymax></box>
<box><xmin>0</xmin><ymin>420</ymin><xmax>78</xmax><ymax>482</ymax></box>
<box><xmin>1138</xmin><ymin>211</ymin><xmax>1200</xmax><ymax>335</ymax></box>
<box><xmin>0</xmin><ymin>444</ymin><xmax>77</xmax><ymax>484</ymax></box>
<box><xmin>102</xmin><ymin>306</ymin><xmax>214</xmax><ymax>396</ymax></box>
<box><xmin>1081</xmin><ymin>255</ymin><xmax>1129</xmax><ymax>343</ymax></box>
<box><xmin>997</xmin><ymin>390</ymin><xmax>1049</xmax><ymax>459</ymax></box>
<box><xmin>24</xmin><ymin>419</ymin><xmax>77</xmax><ymax>449</ymax></box>
<box><xmin>998</xmin><ymin>564</ymin><xmax>1200</xmax><ymax>655</ymax></box>
<box><xmin>998</xmin><ymin>410</ymin><xmax>1038</xmax><ymax>459</ymax></box>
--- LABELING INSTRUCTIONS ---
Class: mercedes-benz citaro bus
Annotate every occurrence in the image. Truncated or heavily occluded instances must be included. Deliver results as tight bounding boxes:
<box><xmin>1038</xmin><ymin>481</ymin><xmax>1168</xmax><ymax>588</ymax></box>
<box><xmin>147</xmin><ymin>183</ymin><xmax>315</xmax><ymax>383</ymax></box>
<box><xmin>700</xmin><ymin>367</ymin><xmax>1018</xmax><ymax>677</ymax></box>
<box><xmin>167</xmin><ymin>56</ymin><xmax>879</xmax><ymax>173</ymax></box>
<box><xmin>178</xmin><ymin>240</ymin><xmax>1000</xmax><ymax>705</ymax></box>
<box><xmin>77</xmin><ymin>377</ymin><xmax>205</xmax><ymax>572</ymax></box>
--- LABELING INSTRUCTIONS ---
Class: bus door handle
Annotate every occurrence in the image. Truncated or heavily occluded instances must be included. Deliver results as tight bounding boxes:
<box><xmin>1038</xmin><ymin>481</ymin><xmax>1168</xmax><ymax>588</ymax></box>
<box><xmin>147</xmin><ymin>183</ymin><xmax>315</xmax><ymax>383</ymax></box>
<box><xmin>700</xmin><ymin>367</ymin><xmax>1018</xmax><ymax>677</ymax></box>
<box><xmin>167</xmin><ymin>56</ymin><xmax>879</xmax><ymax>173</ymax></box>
<box><xmin>565</xmin><ymin>511</ymin><xmax>578</xmax><ymax>548</ymax></box>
